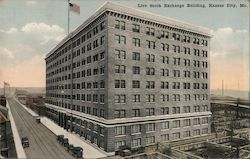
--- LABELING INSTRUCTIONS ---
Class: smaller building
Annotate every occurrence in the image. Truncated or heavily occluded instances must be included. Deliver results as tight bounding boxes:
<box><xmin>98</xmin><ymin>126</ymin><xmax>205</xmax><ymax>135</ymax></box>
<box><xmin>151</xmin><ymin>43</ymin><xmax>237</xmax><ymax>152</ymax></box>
<box><xmin>26</xmin><ymin>95</ymin><xmax>45</xmax><ymax>116</ymax></box>
<box><xmin>0</xmin><ymin>95</ymin><xmax>6</xmax><ymax>107</ymax></box>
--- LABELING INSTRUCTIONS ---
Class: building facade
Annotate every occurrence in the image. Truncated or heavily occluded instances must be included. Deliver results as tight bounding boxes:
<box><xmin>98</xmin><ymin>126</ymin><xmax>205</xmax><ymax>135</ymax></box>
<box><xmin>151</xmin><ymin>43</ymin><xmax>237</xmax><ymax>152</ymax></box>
<box><xmin>45</xmin><ymin>2</ymin><xmax>212</xmax><ymax>152</ymax></box>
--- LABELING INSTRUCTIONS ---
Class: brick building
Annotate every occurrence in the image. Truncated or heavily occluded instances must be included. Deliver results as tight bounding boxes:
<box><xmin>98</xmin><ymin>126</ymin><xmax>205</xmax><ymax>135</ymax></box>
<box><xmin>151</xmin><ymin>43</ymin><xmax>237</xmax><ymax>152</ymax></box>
<box><xmin>45</xmin><ymin>2</ymin><xmax>212</xmax><ymax>152</ymax></box>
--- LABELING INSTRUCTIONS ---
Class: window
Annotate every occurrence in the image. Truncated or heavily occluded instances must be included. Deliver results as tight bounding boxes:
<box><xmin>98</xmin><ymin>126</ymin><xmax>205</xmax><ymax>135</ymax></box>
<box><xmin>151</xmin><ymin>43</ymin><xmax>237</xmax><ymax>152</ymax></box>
<box><xmin>132</xmin><ymin>109</ymin><xmax>140</xmax><ymax>117</ymax></box>
<box><xmin>173</xmin><ymin>132</ymin><xmax>180</xmax><ymax>140</ymax></box>
<box><xmin>132</xmin><ymin>66</ymin><xmax>140</xmax><ymax>74</ymax></box>
<box><xmin>100</xmin><ymin>51</ymin><xmax>105</xmax><ymax>59</ymax></box>
<box><xmin>160</xmin><ymin>94</ymin><xmax>169</xmax><ymax>102</ymax></box>
<box><xmin>132</xmin><ymin>138</ymin><xmax>141</xmax><ymax>147</ymax></box>
<box><xmin>93</xmin><ymin>26</ymin><xmax>98</xmax><ymax>35</ymax></box>
<box><xmin>183</xmin><ymin>119</ymin><xmax>191</xmax><ymax>127</ymax></box>
<box><xmin>161</xmin><ymin>81</ymin><xmax>169</xmax><ymax>89</ymax></box>
<box><xmin>183</xmin><ymin>106</ymin><xmax>191</xmax><ymax>113</ymax></box>
<box><xmin>161</xmin><ymin>56</ymin><xmax>169</xmax><ymax>64</ymax></box>
<box><xmin>100</xmin><ymin>21</ymin><xmax>105</xmax><ymax>30</ymax></box>
<box><xmin>183</xmin><ymin>131</ymin><xmax>191</xmax><ymax>138</ymax></box>
<box><xmin>114</xmin><ymin>95</ymin><xmax>126</xmax><ymax>103</ymax></box>
<box><xmin>131</xmin><ymin>125</ymin><xmax>141</xmax><ymax>134</ymax></box>
<box><xmin>115</xmin><ymin>80</ymin><xmax>126</xmax><ymax>88</ymax></box>
<box><xmin>202</xmin><ymin>117</ymin><xmax>208</xmax><ymax>124</ymax></box>
<box><xmin>132</xmin><ymin>24</ymin><xmax>140</xmax><ymax>32</ymax></box>
<box><xmin>93</xmin><ymin>94</ymin><xmax>98</xmax><ymax>102</ymax></box>
<box><xmin>194</xmin><ymin>105</ymin><xmax>200</xmax><ymax>112</ymax></box>
<box><xmin>115</xmin><ymin>20</ymin><xmax>125</xmax><ymax>30</ymax></box>
<box><xmin>100</xmin><ymin>36</ymin><xmax>105</xmax><ymax>45</ymax></box>
<box><xmin>115</xmin><ymin>50</ymin><xmax>126</xmax><ymax>59</ymax></box>
<box><xmin>173</xmin><ymin>45</ymin><xmax>180</xmax><ymax>53</ymax></box>
<box><xmin>172</xmin><ymin>82</ymin><xmax>180</xmax><ymax>89</ymax></box>
<box><xmin>115</xmin><ymin>126</ymin><xmax>125</xmax><ymax>136</ymax></box>
<box><xmin>132</xmin><ymin>52</ymin><xmax>140</xmax><ymax>61</ymax></box>
<box><xmin>161</xmin><ymin>134</ymin><xmax>169</xmax><ymax>141</ymax></box>
<box><xmin>172</xmin><ymin>107</ymin><xmax>180</xmax><ymax>114</ymax></box>
<box><xmin>161</xmin><ymin>43</ymin><xmax>169</xmax><ymax>51</ymax></box>
<box><xmin>146</xmin><ymin>94</ymin><xmax>155</xmax><ymax>102</ymax></box>
<box><xmin>173</xmin><ymin>57</ymin><xmax>181</xmax><ymax>65</ymax></box>
<box><xmin>115</xmin><ymin>35</ymin><xmax>126</xmax><ymax>44</ymax></box>
<box><xmin>132</xmin><ymin>38</ymin><xmax>140</xmax><ymax>47</ymax></box>
<box><xmin>146</xmin><ymin>27</ymin><xmax>155</xmax><ymax>36</ymax></box>
<box><xmin>146</xmin><ymin>108</ymin><xmax>155</xmax><ymax>116</ymax></box>
<box><xmin>93</xmin><ymin>55</ymin><xmax>98</xmax><ymax>62</ymax></box>
<box><xmin>93</xmin><ymin>39</ymin><xmax>98</xmax><ymax>48</ymax></box>
<box><xmin>146</xmin><ymin>67</ymin><xmax>155</xmax><ymax>75</ymax></box>
<box><xmin>115</xmin><ymin>141</ymin><xmax>125</xmax><ymax>150</ymax></box>
<box><xmin>146</xmin><ymin>123</ymin><xmax>155</xmax><ymax>132</ymax></box>
<box><xmin>146</xmin><ymin>40</ymin><xmax>155</xmax><ymax>49</ymax></box>
<box><xmin>161</xmin><ymin>30</ymin><xmax>169</xmax><ymax>38</ymax></box>
<box><xmin>184</xmin><ymin>71</ymin><xmax>191</xmax><ymax>78</ymax></box>
<box><xmin>183</xmin><ymin>83</ymin><xmax>191</xmax><ymax>89</ymax></box>
<box><xmin>173</xmin><ymin>94</ymin><xmax>181</xmax><ymax>101</ymax></box>
<box><xmin>100</xmin><ymin>94</ymin><xmax>105</xmax><ymax>103</ymax></box>
<box><xmin>114</xmin><ymin>110</ymin><xmax>126</xmax><ymax>118</ymax></box>
<box><xmin>161</xmin><ymin>121</ymin><xmax>169</xmax><ymax>130</ymax></box>
<box><xmin>173</xmin><ymin>120</ymin><xmax>180</xmax><ymax>128</ymax></box>
<box><xmin>93</xmin><ymin>82</ymin><xmax>98</xmax><ymax>88</ymax></box>
<box><xmin>115</xmin><ymin>65</ymin><xmax>126</xmax><ymax>73</ymax></box>
<box><xmin>202</xmin><ymin>128</ymin><xmax>208</xmax><ymax>134</ymax></box>
<box><xmin>146</xmin><ymin>136</ymin><xmax>155</xmax><ymax>145</ymax></box>
<box><xmin>100</xmin><ymin>80</ymin><xmax>105</xmax><ymax>88</ymax></box>
<box><xmin>146</xmin><ymin>81</ymin><xmax>155</xmax><ymax>89</ymax></box>
<box><xmin>160</xmin><ymin>69</ymin><xmax>169</xmax><ymax>76</ymax></box>
<box><xmin>100</xmin><ymin>109</ymin><xmax>105</xmax><ymax>118</ymax></box>
<box><xmin>100</xmin><ymin>66</ymin><xmax>105</xmax><ymax>74</ymax></box>
<box><xmin>146</xmin><ymin>54</ymin><xmax>155</xmax><ymax>62</ymax></box>
<box><xmin>193</xmin><ymin>118</ymin><xmax>200</xmax><ymax>125</ymax></box>
<box><xmin>161</xmin><ymin>107</ymin><xmax>169</xmax><ymax>115</ymax></box>
<box><xmin>193</xmin><ymin>129</ymin><xmax>200</xmax><ymax>136</ymax></box>
<box><xmin>184</xmin><ymin>59</ymin><xmax>190</xmax><ymax>66</ymax></box>
<box><xmin>132</xmin><ymin>80</ymin><xmax>140</xmax><ymax>88</ymax></box>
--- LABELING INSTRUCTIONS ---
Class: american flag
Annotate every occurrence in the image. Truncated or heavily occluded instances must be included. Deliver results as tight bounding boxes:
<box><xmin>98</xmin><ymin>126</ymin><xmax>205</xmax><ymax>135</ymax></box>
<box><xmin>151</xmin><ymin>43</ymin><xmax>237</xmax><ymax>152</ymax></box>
<box><xmin>69</xmin><ymin>3</ymin><xmax>80</xmax><ymax>14</ymax></box>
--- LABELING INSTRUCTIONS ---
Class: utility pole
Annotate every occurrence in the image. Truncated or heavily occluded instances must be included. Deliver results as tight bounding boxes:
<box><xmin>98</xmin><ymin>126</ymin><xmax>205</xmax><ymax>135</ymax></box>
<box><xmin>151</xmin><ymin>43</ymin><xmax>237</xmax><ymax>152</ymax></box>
<box><xmin>222</xmin><ymin>80</ymin><xmax>224</xmax><ymax>97</ymax></box>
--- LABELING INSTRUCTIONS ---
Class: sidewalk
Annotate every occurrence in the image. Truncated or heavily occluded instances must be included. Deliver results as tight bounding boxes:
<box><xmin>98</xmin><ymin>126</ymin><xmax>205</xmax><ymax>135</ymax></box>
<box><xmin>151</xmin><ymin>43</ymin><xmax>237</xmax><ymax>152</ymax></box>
<box><xmin>6</xmin><ymin>100</ymin><xmax>26</xmax><ymax>159</ymax></box>
<box><xmin>16</xmin><ymin>99</ymin><xmax>108</xmax><ymax>159</ymax></box>
<box><xmin>40</xmin><ymin>117</ymin><xmax>107</xmax><ymax>159</ymax></box>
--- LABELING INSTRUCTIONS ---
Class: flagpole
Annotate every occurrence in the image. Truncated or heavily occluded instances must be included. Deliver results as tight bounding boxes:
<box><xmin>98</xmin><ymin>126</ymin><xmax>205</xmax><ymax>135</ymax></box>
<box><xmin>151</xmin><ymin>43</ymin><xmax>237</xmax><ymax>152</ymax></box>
<box><xmin>3</xmin><ymin>82</ymin><xmax>5</xmax><ymax>96</ymax></box>
<box><xmin>68</xmin><ymin>0</ymin><xmax>70</xmax><ymax>34</ymax></box>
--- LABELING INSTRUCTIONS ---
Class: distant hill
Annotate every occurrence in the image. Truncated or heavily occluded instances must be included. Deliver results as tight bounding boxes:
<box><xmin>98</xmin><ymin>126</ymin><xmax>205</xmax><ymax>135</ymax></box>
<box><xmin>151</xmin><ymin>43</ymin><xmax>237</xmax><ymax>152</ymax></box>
<box><xmin>211</xmin><ymin>89</ymin><xmax>249</xmax><ymax>100</ymax></box>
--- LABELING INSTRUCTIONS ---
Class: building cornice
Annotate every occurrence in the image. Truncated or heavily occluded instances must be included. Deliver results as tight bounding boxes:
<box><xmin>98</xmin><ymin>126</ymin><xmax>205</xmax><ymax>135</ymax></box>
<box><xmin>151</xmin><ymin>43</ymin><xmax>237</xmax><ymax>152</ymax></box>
<box><xmin>45</xmin><ymin>103</ymin><xmax>211</xmax><ymax>127</ymax></box>
<box><xmin>45</xmin><ymin>2</ymin><xmax>212</xmax><ymax>60</ymax></box>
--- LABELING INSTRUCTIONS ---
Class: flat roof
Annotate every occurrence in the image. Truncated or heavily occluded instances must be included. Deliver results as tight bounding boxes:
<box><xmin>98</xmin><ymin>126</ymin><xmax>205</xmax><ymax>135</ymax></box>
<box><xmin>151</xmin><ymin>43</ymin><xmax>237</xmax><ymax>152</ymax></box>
<box><xmin>46</xmin><ymin>2</ymin><xmax>212</xmax><ymax>59</ymax></box>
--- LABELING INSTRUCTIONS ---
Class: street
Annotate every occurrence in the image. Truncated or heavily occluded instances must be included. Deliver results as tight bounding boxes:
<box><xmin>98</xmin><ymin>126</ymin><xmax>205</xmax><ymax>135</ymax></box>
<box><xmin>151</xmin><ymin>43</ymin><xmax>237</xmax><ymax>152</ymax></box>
<box><xmin>7</xmin><ymin>97</ymin><xmax>74</xmax><ymax>159</ymax></box>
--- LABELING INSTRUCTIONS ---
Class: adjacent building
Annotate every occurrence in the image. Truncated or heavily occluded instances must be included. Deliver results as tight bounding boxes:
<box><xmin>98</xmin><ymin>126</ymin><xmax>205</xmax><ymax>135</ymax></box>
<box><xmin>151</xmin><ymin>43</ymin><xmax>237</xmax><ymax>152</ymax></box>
<box><xmin>45</xmin><ymin>2</ymin><xmax>212</xmax><ymax>152</ymax></box>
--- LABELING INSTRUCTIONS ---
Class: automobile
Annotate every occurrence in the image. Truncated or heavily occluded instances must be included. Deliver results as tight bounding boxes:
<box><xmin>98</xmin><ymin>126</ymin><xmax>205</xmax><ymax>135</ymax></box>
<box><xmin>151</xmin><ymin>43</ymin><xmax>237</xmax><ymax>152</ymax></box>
<box><xmin>21</xmin><ymin>137</ymin><xmax>29</xmax><ymax>148</ymax></box>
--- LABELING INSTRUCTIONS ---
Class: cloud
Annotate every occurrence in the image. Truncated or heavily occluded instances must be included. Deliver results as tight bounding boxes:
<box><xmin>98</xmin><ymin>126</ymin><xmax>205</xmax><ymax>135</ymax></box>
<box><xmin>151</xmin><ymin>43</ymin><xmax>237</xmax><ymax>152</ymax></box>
<box><xmin>211</xmin><ymin>27</ymin><xmax>248</xmax><ymax>59</ymax></box>
<box><xmin>0</xmin><ymin>22</ymin><xmax>66</xmax><ymax>87</ymax></box>
<box><xmin>0</xmin><ymin>47</ymin><xmax>14</xmax><ymax>59</ymax></box>
<box><xmin>21</xmin><ymin>22</ymin><xmax>65</xmax><ymax>45</ymax></box>
<box><xmin>0</xmin><ymin>27</ymin><xmax>18</xmax><ymax>34</ymax></box>
<box><xmin>22</xmin><ymin>22</ymin><xmax>64</xmax><ymax>33</ymax></box>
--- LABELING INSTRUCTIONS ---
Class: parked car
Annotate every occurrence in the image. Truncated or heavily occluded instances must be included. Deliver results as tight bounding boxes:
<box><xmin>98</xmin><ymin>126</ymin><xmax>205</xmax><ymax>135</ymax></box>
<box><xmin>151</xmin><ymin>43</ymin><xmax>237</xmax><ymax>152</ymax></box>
<box><xmin>21</xmin><ymin>137</ymin><xmax>29</xmax><ymax>148</ymax></box>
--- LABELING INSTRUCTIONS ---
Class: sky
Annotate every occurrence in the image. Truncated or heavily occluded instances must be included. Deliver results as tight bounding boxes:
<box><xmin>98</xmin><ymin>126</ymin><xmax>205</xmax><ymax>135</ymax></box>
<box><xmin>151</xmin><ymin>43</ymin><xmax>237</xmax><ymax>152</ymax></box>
<box><xmin>0</xmin><ymin>0</ymin><xmax>249</xmax><ymax>91</ymax></box>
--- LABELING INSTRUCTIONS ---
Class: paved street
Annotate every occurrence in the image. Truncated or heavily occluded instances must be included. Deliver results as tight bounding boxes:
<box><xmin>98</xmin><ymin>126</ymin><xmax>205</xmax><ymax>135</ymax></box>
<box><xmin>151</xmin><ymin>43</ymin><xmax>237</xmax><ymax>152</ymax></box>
<box><xmin>8</xmin><ymin>97</ymin><xmax>74</xmax><ymax>159</ymax></box>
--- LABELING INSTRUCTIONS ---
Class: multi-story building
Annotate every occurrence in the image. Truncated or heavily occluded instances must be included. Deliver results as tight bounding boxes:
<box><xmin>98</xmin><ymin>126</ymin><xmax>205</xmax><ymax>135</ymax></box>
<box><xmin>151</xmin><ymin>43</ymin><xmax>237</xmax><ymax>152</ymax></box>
<box><xmin>45</xmin><ymin>2</ymin><xmax>212</xmax><ymax>152</ymax></box>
